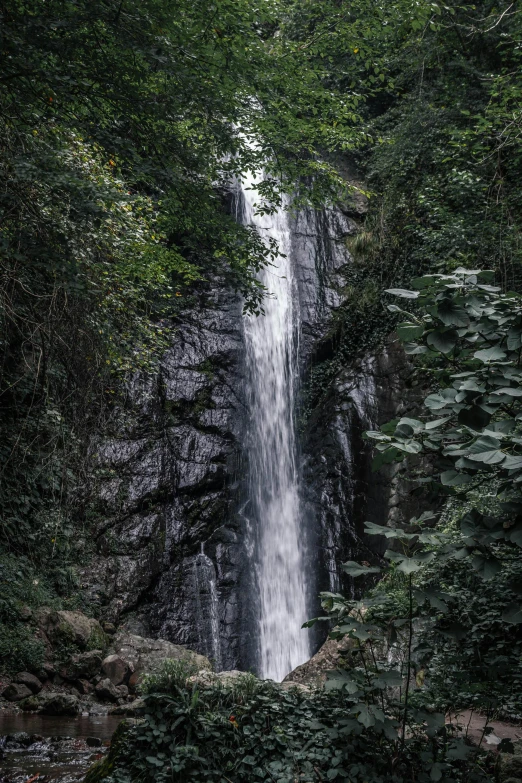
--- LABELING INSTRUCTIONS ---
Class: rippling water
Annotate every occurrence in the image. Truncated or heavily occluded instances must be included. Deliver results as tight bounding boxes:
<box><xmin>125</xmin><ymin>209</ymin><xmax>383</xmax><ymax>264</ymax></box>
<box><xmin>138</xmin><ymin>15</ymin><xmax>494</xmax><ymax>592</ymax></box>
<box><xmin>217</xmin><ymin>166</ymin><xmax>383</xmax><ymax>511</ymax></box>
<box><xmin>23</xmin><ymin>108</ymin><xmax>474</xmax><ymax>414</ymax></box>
<box><xmin>0</xmin><ymin>712</ymin><xmax>121</xmax><ymax>782</ymax></box>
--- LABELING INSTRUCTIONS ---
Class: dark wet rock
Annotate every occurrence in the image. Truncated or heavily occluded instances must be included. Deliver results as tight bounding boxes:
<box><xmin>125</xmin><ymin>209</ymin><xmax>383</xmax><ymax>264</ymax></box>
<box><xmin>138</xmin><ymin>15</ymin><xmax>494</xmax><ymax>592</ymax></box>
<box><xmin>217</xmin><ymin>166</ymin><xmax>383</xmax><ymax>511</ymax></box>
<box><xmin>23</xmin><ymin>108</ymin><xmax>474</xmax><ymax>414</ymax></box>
<box><xmin>80</xmin><ymin>286</ymin><xmax>247</xmax><ymax>670</ymax></box>
<box><xmin>128</xmin><ymin>671</ymin><xmax>140</xmax><ymax>692</ymax></box>
<box><xmin>62</xmin><ymin>650</ymin><xmax>103</xmax><ymax>681</ymax></box>
<box><xmin>115</xmin><ymin>684</ymin><xmax>129</xmax><ymax>699</ymax></box>
<box><xmin>40</xmin><ymin>661</ymin><xmax>56</xmax><ymax>680</ymax></box>
<box><xmin>20</xmin><ymin>691</ymin><xmax>80</xmax><ymax>715</ymax></box>
<box><xmin>13</xmin><ymin>672</ymin><xmax>42</xmax><ymax>694</ymax></box>
<box><xmin>95</xmin><ymin>677</ymin><xmax>120</xmax><ymax>702</ymax></box>
<box><xmin>77</xmin><ymin>678</ymin><xmax>94</xmax><ymax>695</ymax></box>
<box><xmin>86</xmin><ymin>736</ymin><xmax>103</xmax><ymax>747</ymax></box>
<box><xmin>101</xmin><ymin>654</ymin><xmax>129</xmax><ymax>685</ymax></box>
<box><xmin>2</xmin><ymin>683</ymin><xmax>32</xmax><ymax>702</ymax></box>
<box><xmin>5</xmin><ymin>732</ymin><xmax>32</xmax><ymax>746</ymax></box>
<box><xmin>301</xmin><ymin>336</ymin><xmax>425</xmax><ymax>621</ymax></box>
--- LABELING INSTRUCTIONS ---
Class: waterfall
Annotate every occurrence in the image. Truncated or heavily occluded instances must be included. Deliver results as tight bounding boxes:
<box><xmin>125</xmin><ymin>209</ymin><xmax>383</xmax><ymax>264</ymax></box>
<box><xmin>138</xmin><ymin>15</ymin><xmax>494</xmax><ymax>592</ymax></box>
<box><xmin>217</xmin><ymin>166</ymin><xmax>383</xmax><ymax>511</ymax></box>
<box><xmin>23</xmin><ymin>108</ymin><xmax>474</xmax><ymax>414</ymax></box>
<box><xmin>194</xmin><ymin>549</ymin><xmax>223</xmax><ymax>671</ymax></box>
<box><xmin>239</xmin><ymin>172</ymin><xmax>311</xmax><ymax>681</ymax></box>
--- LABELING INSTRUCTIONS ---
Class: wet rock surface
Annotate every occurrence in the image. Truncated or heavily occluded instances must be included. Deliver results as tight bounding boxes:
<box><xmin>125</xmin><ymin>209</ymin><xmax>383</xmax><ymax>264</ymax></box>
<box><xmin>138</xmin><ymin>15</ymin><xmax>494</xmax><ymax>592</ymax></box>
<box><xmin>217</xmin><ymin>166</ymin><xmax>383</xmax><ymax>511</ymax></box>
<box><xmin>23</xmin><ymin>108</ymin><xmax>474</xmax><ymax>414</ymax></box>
<box><xmin>301</xmin><ymin>336</ymin><xmax>425</xmax><ymax>610</ymax></box>
<box><xmin>81</xmin><ymin>286</ymin><xmax>247</xmax><ymax>670</ymax></box>
<box><xmin>2</xmin><ymin>684</ymin><xmax>32</xmax><ymax>703</ymax></box>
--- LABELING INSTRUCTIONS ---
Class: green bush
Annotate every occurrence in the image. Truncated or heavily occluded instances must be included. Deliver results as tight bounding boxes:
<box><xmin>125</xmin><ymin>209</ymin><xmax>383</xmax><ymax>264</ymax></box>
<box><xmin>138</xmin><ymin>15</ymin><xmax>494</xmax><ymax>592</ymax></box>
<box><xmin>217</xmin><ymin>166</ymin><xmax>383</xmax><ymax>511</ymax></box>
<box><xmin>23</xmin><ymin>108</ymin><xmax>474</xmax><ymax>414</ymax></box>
<box><xmin>92</xmin><ymin>662</ymin><xmax>496</xmax><ymax>783</ymax></box>
<box><xmin>0</xmin><ymin>623</ymin><xmax>45</xmax><ymax>676</ymax></box>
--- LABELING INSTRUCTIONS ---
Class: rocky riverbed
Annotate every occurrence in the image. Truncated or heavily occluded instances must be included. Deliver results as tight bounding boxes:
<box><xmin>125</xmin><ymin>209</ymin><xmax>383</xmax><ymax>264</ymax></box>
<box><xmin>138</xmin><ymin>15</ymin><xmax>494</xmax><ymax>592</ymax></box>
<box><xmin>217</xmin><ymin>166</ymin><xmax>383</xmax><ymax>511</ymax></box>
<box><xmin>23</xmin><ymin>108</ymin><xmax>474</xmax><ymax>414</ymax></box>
<box><xmin>0</xmin><ymin>608</ymin><xmax>210</xmax><ymax>716</ymax></box>
<box><xmin>0</xmin><ymin>714</ymin><xmax>122</xmax><ymax>783</ymax></box>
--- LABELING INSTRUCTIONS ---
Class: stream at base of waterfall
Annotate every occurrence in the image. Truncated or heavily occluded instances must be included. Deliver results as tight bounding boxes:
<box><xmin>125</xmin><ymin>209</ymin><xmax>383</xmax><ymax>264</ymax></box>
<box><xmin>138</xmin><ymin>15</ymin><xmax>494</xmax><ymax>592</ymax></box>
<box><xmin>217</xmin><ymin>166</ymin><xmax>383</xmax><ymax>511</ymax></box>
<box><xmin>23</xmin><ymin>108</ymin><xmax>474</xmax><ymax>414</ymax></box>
<box><xmin>239</xmin><ymin>173</ymin><xmax>311</xmax><ymax>682</ymax></box>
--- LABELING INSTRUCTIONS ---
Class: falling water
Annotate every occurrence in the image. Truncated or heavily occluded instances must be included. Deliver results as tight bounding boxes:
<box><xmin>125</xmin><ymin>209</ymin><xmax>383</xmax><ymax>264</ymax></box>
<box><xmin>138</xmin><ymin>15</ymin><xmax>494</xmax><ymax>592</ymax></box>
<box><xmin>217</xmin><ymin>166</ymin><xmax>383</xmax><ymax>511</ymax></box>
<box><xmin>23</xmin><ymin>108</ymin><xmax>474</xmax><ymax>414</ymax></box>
<box><xmin>239</xmin><ymin>172</ymin><xmax>310</xmax><ymax>681</ymax></box>
<box><xmin>194</xmin><ymin>548</ymin><xmax>223</xmax><ymax>671</ymax></box>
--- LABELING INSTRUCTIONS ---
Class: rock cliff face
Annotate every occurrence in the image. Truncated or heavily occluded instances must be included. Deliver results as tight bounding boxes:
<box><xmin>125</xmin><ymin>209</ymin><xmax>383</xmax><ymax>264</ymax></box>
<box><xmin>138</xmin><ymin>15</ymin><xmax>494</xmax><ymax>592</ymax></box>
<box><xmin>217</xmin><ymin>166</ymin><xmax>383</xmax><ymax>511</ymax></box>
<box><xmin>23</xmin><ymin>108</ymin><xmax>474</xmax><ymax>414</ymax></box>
<box><xmin>82</xmin><ymin>286</ymin><xmax>246</xmax><ymax>671</ymax></box>
<box><xmin>82</xmin><ymin>195</ymin><xmax>417</xmax><ymax>672</ymax></box>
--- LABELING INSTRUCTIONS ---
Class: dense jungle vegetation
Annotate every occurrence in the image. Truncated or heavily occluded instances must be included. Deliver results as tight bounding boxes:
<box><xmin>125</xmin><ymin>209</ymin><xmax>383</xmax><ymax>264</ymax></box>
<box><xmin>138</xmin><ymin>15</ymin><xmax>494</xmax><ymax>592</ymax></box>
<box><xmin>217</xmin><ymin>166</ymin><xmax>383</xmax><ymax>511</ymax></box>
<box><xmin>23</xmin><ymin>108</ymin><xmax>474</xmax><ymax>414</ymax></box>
<box><xmin>1</xmin><ymin>0</ymin><xmax>522</xmax><ymax>780</ymax></box>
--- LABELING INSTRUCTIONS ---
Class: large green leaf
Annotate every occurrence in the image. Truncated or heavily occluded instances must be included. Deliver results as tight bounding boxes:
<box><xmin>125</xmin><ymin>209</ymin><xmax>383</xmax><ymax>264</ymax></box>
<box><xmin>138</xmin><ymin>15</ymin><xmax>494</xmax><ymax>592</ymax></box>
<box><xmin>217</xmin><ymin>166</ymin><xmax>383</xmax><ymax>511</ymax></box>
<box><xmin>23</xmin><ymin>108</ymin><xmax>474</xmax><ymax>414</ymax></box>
<box><xmin>342</xmin><ymin>561</ymin><xmax>381</xmax><ymax>577</ymax></box>
<box><xmin>472</xmin><ymin>555</ymin><xmax>502</xmax><ymax>579</ymax></box>
<box><xmin>396</xmin><ymin>322</ymin><xmax>424</xmax><ymax>340</ymax></box>
<box><xmin>385</xmin><ymin>549</ymin><xmax>435</xmax><ymax>573</ymax></box>
<box><xmin>502</xmin><ymin>603</ymin><xmax>522</xmax><ymax>624</ymax></box>
<box><xmin>467</xmin><ymin>449</ymin><xmax>505</xmax><ymax>464</ymax></box>
<box><xmin>474</xmin><ymin>346</ymin><xmax>507</xmax><ymax>362</ymax></box>
<box><xmin>458</xmin><ymin>405</ymin><xmax>492</xmax><ymax>429</ymax></box>
<box><xmin>437</xmin><ymin>299</ymin><xmax>469</xmax><ymax>327</ymax></box>
<box><xmin>385</xmin><ymin>288</ymin><xmax>419</xmax><ymax>299</ymax></box>
<box><xmin>440</xmin><ymin>470</ymin><xmax>472</xmax><ymax>486</ymax></box>
<box><xmin>427</xmin><ymin>329</ymin><xmax>458</xmax><ymax>354</ymax></box>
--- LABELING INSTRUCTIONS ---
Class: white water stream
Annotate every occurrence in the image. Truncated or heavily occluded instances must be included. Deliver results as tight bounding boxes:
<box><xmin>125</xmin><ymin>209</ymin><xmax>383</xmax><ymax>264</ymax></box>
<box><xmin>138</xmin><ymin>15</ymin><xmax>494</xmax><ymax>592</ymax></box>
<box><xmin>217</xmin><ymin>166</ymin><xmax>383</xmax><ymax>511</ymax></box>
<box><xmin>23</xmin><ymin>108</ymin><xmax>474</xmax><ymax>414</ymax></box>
<box><xmin>240</xmin><ymin>173</ymin><xmax>310</xmax><ymax>681</ymax></box>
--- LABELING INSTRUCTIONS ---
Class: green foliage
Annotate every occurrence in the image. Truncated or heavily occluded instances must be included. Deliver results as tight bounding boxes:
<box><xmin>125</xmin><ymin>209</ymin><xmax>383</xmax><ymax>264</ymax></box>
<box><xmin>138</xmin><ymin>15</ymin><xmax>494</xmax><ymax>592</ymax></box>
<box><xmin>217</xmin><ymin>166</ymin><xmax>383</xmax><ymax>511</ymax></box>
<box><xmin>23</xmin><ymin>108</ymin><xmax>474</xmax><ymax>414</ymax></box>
<box><xmin>0</xmin><ymin>0</ymin><xmax>362</xmax><ymax>562</ymax></box>
<box><xmin>297</xmin><ymin>1</ymin><xmax>522</xmax><ymax>418</ymax></box>
<box><xmin>367</xmin><ymin>270</ymin><xmax>522</xmax><ymax>516</ymax></box>
<box><xmin>0</xmin><ymin>623</ymin><xmax>45</xmax><ymax>677</ymax></box>
<box><xmin>90</xmin><ymin>663</ymin><xmax>495</xmax><ymax>783</ymax></box>
<box><xmin>306</xmin><ymin>512</ymin><xmax>505</xmax><ymax>781</ymax></box>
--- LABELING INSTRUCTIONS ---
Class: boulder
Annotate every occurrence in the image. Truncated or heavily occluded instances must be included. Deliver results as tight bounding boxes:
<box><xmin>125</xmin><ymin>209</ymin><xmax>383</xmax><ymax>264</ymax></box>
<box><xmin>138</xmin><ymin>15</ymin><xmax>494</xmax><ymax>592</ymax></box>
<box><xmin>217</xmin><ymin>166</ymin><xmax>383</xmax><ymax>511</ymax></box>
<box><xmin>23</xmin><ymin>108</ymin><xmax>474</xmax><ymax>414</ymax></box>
<box><xmin>128</xmin><ymin>671</ymin><xmax>140</xmax><ymax>692</ymax></box>
<box><xmin>2</xmin><ymin>682</ymin><xmax>32</xmax><ymax>702</ymax></box>
<box><xmin>109</xmin><ymin>631</ymin><xmax>211</xmax><ymax>684</ymax></box>
<box><xmin>101</xmin><ymin>654</ymin><xmax>129</xmax><ymax>685</ymax></box>
<box><xmin>283</xmin><ymin>637</ymin><xmax>356</xmax><ymax>688</ymax></box>
<box><xmin>62</xmin><ymin>650</ymin><xmax>103</xmax><ymax>681</ymax></box>
<box><xmin>109</xmin><ymin>697</ymin><xmax>145</xmax><ymax>716</ymax></box>
<box><xmin>13</xmin><ymin>672</ymin><xmax>42</xmax><ymax>694</ymax></box>
<box><xmin>188</xmin><ymin>669</ymin><xmax>248</xmax><ymax>689</ymax></box>
<box><xmin>5</xmin><ymin>732</ymin><xmax>32</xmax><ymax>746</ymax></box>
<box><xmin>77</xmin><ymin>678</ymin><xmax>94</xmax><ymax>695</ymax></box>
<box><xmin>42</xmin><ymin>610</ymin><xmax>107</xmax><ymax>650</ymax></box>
<box><xmin>21</xmin><ymin>691</ymin><xmax>80</xmax><ymax>715</ymax></box>
<box><xmin>95</xmin><ymin>677</ymin><xmax>120</xmax><ymax>702</ymax></box>
<box><xmin>40</xmin><ymin>662</ymin><xmax>56</xmax><ymax>680</ymax></box>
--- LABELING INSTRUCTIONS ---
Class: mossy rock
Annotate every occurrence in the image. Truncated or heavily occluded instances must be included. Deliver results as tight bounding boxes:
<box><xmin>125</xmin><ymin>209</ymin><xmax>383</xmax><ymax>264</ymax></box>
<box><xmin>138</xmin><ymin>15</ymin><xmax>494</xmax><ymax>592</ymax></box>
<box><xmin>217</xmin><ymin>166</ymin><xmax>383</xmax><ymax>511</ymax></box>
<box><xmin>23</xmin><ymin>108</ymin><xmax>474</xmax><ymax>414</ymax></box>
<box><xmin>43</xmin><ymin>610</ymin><xmax>107</xmax><ymax>652</ymax></box>
<box><xmin>84</xmin><ymin>720</ymin><xmax>129</xmax><ymax>783</ymax></box>
<box><xmin>87</xmin><ymin>624</ymin><xmax>109</xmax><ymax>652</ymax></box>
